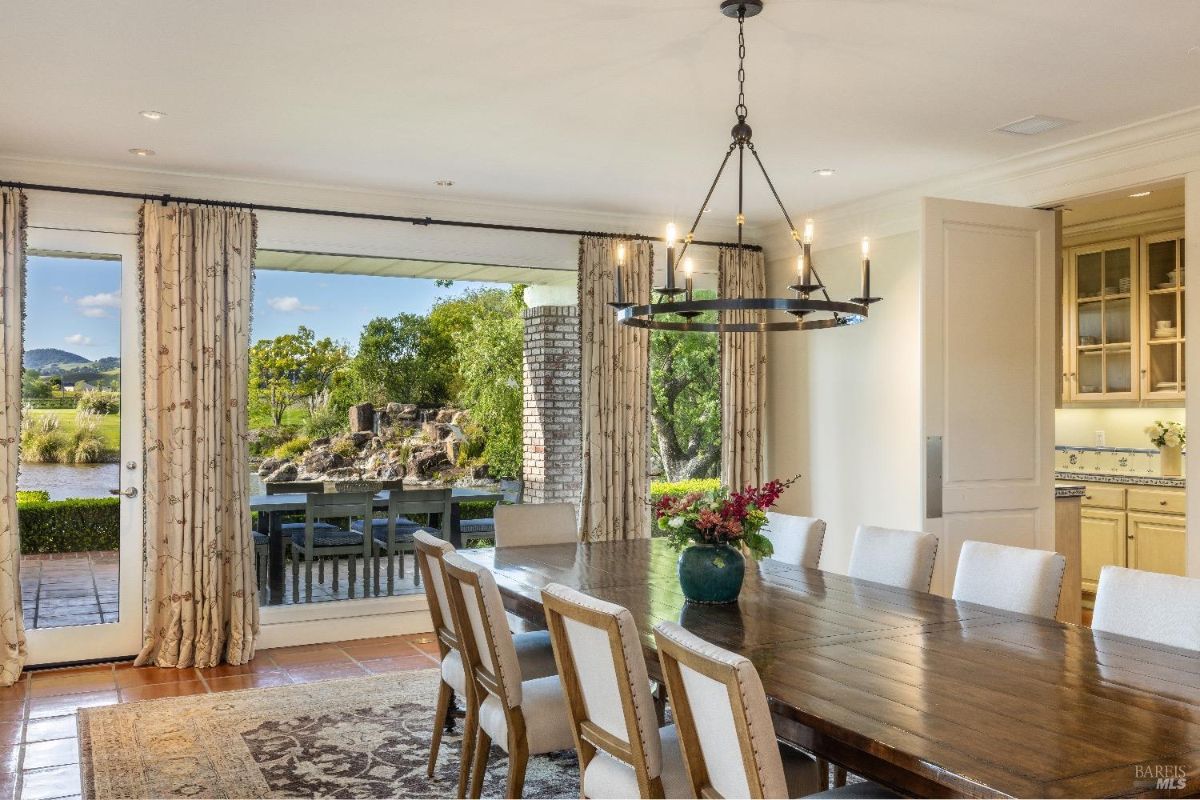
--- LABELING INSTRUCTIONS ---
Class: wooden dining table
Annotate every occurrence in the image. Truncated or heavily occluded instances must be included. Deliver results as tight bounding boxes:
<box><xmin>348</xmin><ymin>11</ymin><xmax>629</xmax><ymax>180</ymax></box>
<box><xmin>460</xmin><ymin>538</ymin><xmax>1200</xmax><ymax>799</ymax></box>
<box><xmin>250</xmin><ymin>487</ymin><xmax>504</xmax><ymax>603</ymax></box>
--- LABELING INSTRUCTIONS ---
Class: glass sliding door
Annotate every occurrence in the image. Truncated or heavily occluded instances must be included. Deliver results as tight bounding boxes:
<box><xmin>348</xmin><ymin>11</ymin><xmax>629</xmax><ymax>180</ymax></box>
<box><xmin>21</xmin><ymin>230</ymin><xmax>143</xmax><ymax>665</ymax></box>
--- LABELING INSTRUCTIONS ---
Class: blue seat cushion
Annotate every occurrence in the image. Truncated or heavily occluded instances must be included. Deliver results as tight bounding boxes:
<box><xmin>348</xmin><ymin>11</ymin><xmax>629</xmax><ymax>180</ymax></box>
<box><xmin>351</xmin><ymin>517</ymin><xmax>432</xmax><ymax>540</ymax></box>
<box><xmin>252</xmin><ymin>531</ymin><xmax>269</xmax><ymax>545</ymax></box>
<box><xmin>459</xmin><ymin>517</ymin><xmax>495</xmax><ymax>533</ymax></box>
<box><xmin>280</xmin><ymin>521</ymin><xmax>339</xmax><ymax>534</ymax></box>
<box><xmin>290</xmin><ymin>529</ymin><xmax>364</xmax><ymax>548</ymax></box>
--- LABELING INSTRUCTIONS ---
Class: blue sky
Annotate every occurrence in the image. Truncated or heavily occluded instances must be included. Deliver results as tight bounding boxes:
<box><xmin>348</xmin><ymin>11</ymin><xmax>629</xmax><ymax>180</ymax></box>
<box><xmin>23</xmin><ymin>256</ymin><xmax>504</xmax><ymax>359</ymax></box>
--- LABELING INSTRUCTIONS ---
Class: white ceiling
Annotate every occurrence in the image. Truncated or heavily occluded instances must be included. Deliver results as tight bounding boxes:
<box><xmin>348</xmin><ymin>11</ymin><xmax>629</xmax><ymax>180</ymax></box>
<box><xmin>4</xmin><ymin>0</ymin><xmax>1200</xmax><ymax>222</ymax></box>
<box><xmin>254</xmin><ymin>250</ymin><xmax>578</xmax><ymax>286</ymax></box>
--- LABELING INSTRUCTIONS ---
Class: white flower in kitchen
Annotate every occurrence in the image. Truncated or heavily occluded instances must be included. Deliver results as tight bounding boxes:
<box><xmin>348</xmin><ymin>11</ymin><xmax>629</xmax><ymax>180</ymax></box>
<box><xmin>1146</xmin><ymin>421</ymin><xmax>1186</xmax><ymax>450</ymax></box>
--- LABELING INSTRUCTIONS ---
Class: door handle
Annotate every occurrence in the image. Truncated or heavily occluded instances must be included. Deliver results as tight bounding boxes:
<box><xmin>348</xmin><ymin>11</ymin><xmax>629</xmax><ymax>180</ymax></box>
<box><xmin>109</xmin><ymin>487</ymin><xmax>138</xmax><ymax>498</ymax></box>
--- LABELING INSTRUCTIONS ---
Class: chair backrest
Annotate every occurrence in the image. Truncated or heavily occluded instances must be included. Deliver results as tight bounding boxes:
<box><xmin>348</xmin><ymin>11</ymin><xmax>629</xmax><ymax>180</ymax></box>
<box><xmin>414</xmin><ymin>531</ymin><xmax>458</xmax><ymax>655</ymax></box>
<box><xmin>847</xmin><ymin>525</ymin><xmax>938</xmax><ymax>591</ymax></box>
<box><xmin>385</xmin><ymin>488</ymin><xmax>453</xmax><ymax>538</ymax></box>
<box><xmin>495</xmin><ymin>502</ymin><xmax>579</xmax><ymax>547</ymax></box>
<box><xmin>299</xmin><ymin>492</ymin><xmax>375</xmax><ymax>551</ymax></box>
<box><xmin>653</xmin><ymin>621</ymin><xmax>786</xmax><ymax>799</ymax></box>
<box><xmin>499</xmin><ymin>478</ymin><xmax>525</xmax><ymax>504</ymax></box>
<box><xmin>266</xmin><ymin>481</ymin><xmax>325</xmax><ymax>495</ymax></box>
<box><xmin>762</xmin><ymin>512</ymin><xmax>826</xmax><ymax>569</ymax></box>
<box><xmin>951</xmin><ymin>540</ymin><xmax>1066</xmax><ymax>618</ymax></box>
<box><xmin>1092</xmin><ymin>566</ymin><xmax>1200</xmax><ymax>651</ymax></box>
<box><xmin>541</xmin><ymin>583</ymin><xmax>663</xmax><ymax>796</ymax></box>
<box><xmin>441</xmin><ymin>552</ymin><xmax>524</xmax><ymax>708</ymax></box>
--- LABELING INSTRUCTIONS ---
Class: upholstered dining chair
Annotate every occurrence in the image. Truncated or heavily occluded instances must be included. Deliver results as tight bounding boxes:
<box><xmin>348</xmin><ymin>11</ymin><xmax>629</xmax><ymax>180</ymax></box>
<box><xmin>951</xmin><ymin>540</ymin><xmax>1066</xmax><ymax>618</ymax></box>
<box><xmin>763</xmin><ymin>512</ymin><xmax>827</xmax><ymax>569</ymax></box>
<box><xmin>847</xmin><ymin>525</ymin><xmax>938</xmax><ymax>592</ymax></box>
<box><xmin>494</xmin><ymin>502</ymin><xmax>579</xmax><ymax>547</ymax></box>
<box><xmin>441</xmin><ymin>552</ymin><xmax>572</xmax><ymax>799</ymax></box>
<box><xmin>287</xmin><ymin>491</ymin><xmax>375</xmax><ymax>602</ymax></box>
<box><xmin>1092</xmin><ymin>565</ymin><xmax>1200</xmax><ymax>650</ymax></box>
<box><xmin>541</xmin><ymin>583</ymin><xmax>691</xmax><ymax>799</ymax></box>
<box><xmin>413</xmin><ymin>533</ymin><xmax>558</xmax><ymax>797</ymax></box>
<box><xmin>653</xmin><ymin>621</ymin><xmax>896</xmax><ymax>799</ymax></box>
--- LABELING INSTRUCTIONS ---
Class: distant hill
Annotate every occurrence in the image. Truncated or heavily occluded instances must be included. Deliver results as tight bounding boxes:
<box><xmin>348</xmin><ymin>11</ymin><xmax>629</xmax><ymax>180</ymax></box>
<box><xmin>25</xmin><ymin>348</ymin><xmax>89</xmax><ymax>370</ymax></box>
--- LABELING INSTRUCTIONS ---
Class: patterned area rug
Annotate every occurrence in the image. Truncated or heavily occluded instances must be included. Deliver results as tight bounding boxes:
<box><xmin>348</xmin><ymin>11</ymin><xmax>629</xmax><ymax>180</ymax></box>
<box><xmin>78</xmin><ymin>669</ymin><xmax>579</xmax><ymax>799</ymax></box>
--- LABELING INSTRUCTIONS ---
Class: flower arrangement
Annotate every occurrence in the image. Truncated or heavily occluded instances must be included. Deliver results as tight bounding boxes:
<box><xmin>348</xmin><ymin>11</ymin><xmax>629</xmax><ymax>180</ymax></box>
<box><xmin>1146</xmin><ymin>421</ymin><xmax>1186</xmax><ymax>450</ymax></box>
<box><xmin>655</xmin><ymin>476</ymin><xmax>797</xmax><ymax>561</ymax></box>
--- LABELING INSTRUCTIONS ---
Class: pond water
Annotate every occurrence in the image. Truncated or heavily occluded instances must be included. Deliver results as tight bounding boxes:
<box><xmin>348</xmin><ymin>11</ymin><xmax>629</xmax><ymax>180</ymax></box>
<box><xmin>19</xmin><ymin>462</ymin><xmax>267</xmax><ymax>500</ymax></box>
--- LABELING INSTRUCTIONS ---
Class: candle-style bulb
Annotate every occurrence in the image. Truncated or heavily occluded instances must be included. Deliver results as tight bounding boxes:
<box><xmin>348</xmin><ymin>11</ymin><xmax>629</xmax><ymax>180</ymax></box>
<box><xmin>796</xmin><ymin>253</ymin><xmax>805</xmax><ymax>274</ymax></box>
<box><xmin>802</xmin><ymin>218</ymin><xmax>815</xmax><ymax>245</ymax></box>
<box><xmin>861</xmin><ymin>237</ymin><xmax>871</xmax><ymax>258</ymax></box>
<box><xmin>665</xmin><ymin>223</ymin><xmax>677</xmax><ymax>248</ymax></box>
<box><xmin>617</xmin><ymin>243</ymin><xmax>626</xmax><ymax>265</ymax></box>
<box><xmin>684</xmin><ymin>258</ymin><xmax>694</xmax><ymax>277</ymax></box>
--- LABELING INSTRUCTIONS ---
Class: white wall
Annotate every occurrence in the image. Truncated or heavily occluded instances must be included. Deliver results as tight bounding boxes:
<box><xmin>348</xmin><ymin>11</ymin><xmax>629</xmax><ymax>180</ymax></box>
<box><xmin>1056</xmin><ymin>407</ymin><xmax>1185</xmax><ymax>449</ymax></box>
<box><xmin>765</xmin><ymin>231</ymin><xmax>923</xmax><ymax>573</ymax></box>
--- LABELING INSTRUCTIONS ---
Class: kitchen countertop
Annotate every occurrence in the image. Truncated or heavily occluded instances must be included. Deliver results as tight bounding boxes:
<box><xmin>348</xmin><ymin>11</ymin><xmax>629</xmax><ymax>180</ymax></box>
<box><xmin>1054</xmin><ymin>471</ymin><xmax>1185</xmax><ymax>489</ymax></box>
<box><xmin>1055</xmin><ymin>483</ymin><xmax>1086</xmax><ymax>499</ymax></box>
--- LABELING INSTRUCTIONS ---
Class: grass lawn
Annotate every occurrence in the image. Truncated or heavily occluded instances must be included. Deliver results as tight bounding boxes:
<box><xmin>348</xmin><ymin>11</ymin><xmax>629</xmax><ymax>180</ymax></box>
<box><xmin>249</xmin><ymin>406</ymin><xmax>312</xmax><ymax>430</ymax></box>
<box><xmin>26</xmin><ymin>409</ymin><xmax>121</xmax><ymax>451</ymax></box>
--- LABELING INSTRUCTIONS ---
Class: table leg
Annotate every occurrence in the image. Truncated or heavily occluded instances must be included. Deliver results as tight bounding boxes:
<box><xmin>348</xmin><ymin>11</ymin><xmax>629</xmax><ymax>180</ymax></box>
<box><xmin>449</xmin><ymin>505</ymin><xmax>463</xmax><ymax>549</ymax></box>
<box><xmin>267</xmin><ymin>511</ymin><xmax>285</xmax><ymax>605</ymax></box>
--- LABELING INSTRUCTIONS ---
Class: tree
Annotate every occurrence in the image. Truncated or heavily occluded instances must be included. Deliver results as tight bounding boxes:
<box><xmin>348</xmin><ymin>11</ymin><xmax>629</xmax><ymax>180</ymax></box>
<box><xmin>454</xmin><ymin>289</ymin><xmax>525</xmax><ymax>478</ymax></box>
<box><xmin>21</xmin><ymin>369</ymin><xmax>51</xmax><ymax>399</ymax></box>
<box><xmin>250</xmin><ymin>326</ymin><xmax>350</xmax><ymax>425</ymax></box>
<box><xmin>649</xmin><ymin>297</ymin><xmax>721</xmax><ymax>481</ymax></box>
<box><xmin>352</xmin><ymin>313</ymin><xmax>454</xmax><ymax>407</ymax></box>
<box><xmin>428</xmin><ymin>287</ymin><xmax>521</xmax><ymax>398</ymax></box>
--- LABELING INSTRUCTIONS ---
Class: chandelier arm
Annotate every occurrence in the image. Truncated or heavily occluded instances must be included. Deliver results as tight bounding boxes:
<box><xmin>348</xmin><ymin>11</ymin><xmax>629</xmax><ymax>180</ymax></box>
<box><xmin>747</xmin><ymin>145</ymin><xmax>836</xmax><ymax>304</ymax></box>
<box><xmin>675</xmin><ymin>143</ymin><xmax>737</xmax><ymax>269</ymax></box>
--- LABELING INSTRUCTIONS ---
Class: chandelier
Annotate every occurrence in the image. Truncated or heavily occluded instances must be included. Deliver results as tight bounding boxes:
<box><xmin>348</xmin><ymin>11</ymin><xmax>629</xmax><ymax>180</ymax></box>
<box><xmin>611</xmin><ymin>0</ymin><xmax>882</xmax><ymax>332</ymax></box>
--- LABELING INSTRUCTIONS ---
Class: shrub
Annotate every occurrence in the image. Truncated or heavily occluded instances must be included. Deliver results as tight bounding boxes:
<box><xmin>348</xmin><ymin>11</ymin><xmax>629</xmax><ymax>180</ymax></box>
<box><xmin>274</xmin><ymin>435</ymin><xmax>312</xmax><ymax>461</ymax></box>
<box><xmin>20</xmin><ymin>414</ymin><xmax>66</xmax><ymax>463</ymax></box>
<box><xmin>68</xmin><ymin>411</ymin><xmax>108</xmax><ymax>463</ymax></box>
<box><xmin>330</xmin><ymin>437</ymin><xmax>358</xmax><ymax>460</ymax></box>
<box><xmin>304</xmin><ymin>405</ymin><xmax>348</xmax><ymax>439</ymax></box>
<box><xmin>16</xmin><ymin>490</ymin><xmax>49</xmax><ymax>504</ymax></box>
<box><xmin>650</xmin><ymin>478</ymin><xmax>722</xmax><ymax>507</ymax></box>
<box><xmin>18</xmin><ymin>497</ymin><xmax>120</xmax><ymax>553</ymax></box>
<box><xmin>22</xmin><ymin>396</ymin><xmax>78</xmax><ymax>410</ymax></box>
<box><xmin>250</xmin><ymin>426</ymin><xmax>298</xmax><ymax>458</ymax></box>
<box><xmin>77</xmin><ymin>390</ymin><xmax>120</xmax><ymax>415</ymax></box>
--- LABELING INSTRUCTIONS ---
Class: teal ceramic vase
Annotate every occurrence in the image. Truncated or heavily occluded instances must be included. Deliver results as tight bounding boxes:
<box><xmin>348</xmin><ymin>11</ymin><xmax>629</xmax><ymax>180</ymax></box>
<box><xmin>677</xmin><ymin>543</ymin><xmax>745</xmax><ymax>604</ymax></box>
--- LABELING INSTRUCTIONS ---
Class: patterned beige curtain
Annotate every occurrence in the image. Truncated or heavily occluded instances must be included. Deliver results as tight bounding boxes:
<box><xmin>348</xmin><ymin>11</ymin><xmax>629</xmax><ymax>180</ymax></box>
<box><xmin>136</xmin><ymin>204</ymin><xmax>258</xmax><ymax>668</ymax></box>
<box><xmin>0</xmin><ymin>191</ymin><xmax>26</xmax><ymax>686</ymax></box>
<box><xmin>719</xmin><ymin>246</ymin><xmax>766</xmax><ymax>489</ymax></box>
<box><xmin>579</xmin><ymin>236</ymin><xmax>653</xmax><ymax>541</ymax></box>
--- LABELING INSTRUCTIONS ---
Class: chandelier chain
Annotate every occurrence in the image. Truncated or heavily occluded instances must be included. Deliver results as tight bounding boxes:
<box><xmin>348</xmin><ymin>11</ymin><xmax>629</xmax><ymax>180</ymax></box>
<box><xmin>735</xmin><ymin>8</ymin><xmax>748</xmax><ymax>119</ymax></box>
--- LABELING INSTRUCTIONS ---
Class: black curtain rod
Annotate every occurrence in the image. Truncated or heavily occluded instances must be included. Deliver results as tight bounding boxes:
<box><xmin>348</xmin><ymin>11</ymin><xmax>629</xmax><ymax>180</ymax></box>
<box><xmin>0</xmin><ymin>179</ymin><xmax>762</xmax><ymax>252</ymax></box>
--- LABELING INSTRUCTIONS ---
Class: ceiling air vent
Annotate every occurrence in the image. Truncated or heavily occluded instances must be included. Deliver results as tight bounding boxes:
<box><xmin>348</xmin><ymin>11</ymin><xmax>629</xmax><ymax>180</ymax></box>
<box><xmin>994</xmin><ymin>115</ymin><xmax>1075</xmax><ymax>136</ymax></box>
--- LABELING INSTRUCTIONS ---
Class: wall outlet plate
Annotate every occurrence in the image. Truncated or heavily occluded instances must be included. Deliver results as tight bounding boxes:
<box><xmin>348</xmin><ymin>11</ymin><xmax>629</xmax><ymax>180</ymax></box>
<box><xmin>1094</xmin><ymin>430</ymin><xmax>1106</xmax><ymax>446</ymax></box>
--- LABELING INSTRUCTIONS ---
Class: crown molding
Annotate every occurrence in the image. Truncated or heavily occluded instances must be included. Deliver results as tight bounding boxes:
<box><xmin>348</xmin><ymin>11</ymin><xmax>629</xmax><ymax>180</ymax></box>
<box><xmin>1062</xmin><ymin>206</ymin><xmax>1184</xmax><ymax>243</ymax></box>
<box><xmin>761</xmin><ymin>104</ymin><xmax>1200</xmax><ymax>258</ymax></box>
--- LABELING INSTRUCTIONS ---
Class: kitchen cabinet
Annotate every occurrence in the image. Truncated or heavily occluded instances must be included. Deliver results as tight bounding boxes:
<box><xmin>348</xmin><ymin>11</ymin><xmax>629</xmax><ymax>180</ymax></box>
<box><xmin>1079</xmin><ymin>483</ymin><xmax>1186</xmax><ymax>595</ymax></box>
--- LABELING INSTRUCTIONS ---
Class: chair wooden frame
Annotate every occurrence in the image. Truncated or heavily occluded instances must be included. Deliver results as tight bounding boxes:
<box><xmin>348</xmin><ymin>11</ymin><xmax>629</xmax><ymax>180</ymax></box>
<box><xmin>363</xmin><ymin>488</ymin><xmax>451</xmax><ymax>594</ymax></box>
<box><xmin>287</xmin><ymin>491</ymin><xmax>374</xmax><ymax>603</ymax></box>
<box><xmin>442</xmin><ymin>555</ymin><xmax>531</xmax><ymax>800</ymax></box>
<box><xmin>654</xmin><ymin>626</ymin><xmax>771</xmax><ymax>799</ymax></box>
<box><xmin>541</xmin><ymin>588</ymin><xmax>665</xmax><ymax>799</ymax></box>
<box><xmin>413</xmin><ymin>532</ymin><xmax>467</xmax><ymax>793</ymax></box>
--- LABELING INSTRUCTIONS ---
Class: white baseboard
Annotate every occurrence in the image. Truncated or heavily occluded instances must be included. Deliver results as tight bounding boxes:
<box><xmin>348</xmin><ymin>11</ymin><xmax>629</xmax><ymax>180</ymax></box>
<box><xmin>256</xmin><ymin>594</ymin><xmax>434</xmax><ymax>650</ymax></box>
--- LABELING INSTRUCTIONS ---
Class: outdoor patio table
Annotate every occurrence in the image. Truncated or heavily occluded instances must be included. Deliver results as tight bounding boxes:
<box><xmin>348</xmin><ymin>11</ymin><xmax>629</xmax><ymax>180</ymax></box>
<box><xmin>249</xmin><ymin>486</ymin><xmax>505</xmax><ymax>604</ymax></box>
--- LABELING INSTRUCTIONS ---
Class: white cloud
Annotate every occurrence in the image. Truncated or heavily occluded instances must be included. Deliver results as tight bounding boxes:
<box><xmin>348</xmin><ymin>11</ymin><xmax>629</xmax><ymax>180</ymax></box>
<box><xmin>64</xmin><ymin>334</ymin><xmax>93</xmax><ymax>346</ymax></box>
<box><xmin>80</xmin><ymin>308</ymin><xmax>109</xmax><ymax>318</ymax></box>
<box><xmin>267</xmin><ymin>296</ymin><xmax>319</xmax><ymax>313</ymax></box>
<box><xmin>74</xmin><ymin>291</ymin><xmax>121</xmax><ymax>318</ymax></box>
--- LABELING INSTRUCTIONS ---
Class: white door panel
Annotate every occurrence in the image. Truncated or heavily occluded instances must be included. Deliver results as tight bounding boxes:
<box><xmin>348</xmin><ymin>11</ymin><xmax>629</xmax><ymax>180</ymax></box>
<box><xmin>922</xmin><ymin>198</ymin><xmax>1056</xmax><ymax>595</ymax></box>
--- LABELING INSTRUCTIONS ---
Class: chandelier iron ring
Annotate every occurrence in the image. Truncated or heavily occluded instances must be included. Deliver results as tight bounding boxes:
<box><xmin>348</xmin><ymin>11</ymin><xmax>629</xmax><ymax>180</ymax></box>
<box><xmin>615</xmin><ymin>297</ymin><xmax>870</xmax><ymax>332</ymax></box>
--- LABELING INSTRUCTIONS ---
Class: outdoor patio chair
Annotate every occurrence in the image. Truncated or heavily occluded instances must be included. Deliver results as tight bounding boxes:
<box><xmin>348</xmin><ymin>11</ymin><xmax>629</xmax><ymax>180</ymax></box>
<box><xmin>287</xmin><ymin>491</ymin><xmax>375</xmax><ymax>603</ymax></box>
<box><xmin>266</xmin><ymin>481</ymin><xmax>340</xmax><ymax>536</ymax></box>
<box><xmin>252</xmin><ymin>531</ymin><xmax>269</xmax><ymax>595</ymax></box>
<box><xmin>458</xmin><ymin>479</ymin><xmax>524</xmax><ymax>546</ymax></box>
<box><xmin>354</xmin><ymin>488</ymin><xmax>452</xmax><ymax>595</ymax></box>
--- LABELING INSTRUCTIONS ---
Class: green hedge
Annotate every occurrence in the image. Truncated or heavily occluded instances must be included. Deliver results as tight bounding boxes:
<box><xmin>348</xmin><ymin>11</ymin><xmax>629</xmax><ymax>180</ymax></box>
<box><xmin>18</xmin><ymin>497</ymin><xmax>120</xmax><ymax>554</ymax></box>
<box><xmin>649</xmin><ymin>478</ymin><xmax>721</xmax><ymax>506</ymax></box>
<box><xmin>23</xmin><ymin>397</ymin><xmax>78</xmax><ymax>410</ymax></box>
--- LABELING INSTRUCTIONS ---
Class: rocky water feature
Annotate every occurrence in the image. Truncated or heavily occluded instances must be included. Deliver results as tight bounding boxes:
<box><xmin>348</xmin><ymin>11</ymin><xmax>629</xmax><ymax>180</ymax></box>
<box><xmin>256</xmin><ymin>402</ymin><xmax>491</xmax><ymax>486</ymax></box>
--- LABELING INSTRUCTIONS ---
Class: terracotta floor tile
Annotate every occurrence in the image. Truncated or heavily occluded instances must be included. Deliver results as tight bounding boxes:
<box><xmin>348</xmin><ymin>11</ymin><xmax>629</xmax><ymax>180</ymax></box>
<box><xmin>0</xmin><ymin>725</ymin><xmax>21</xmax><ymax>748</ymax></box>
<box><xmin>341</xmin><ymin>640</ymin><xmax>423</xmax><ymax>661</ymax></box>
<box><xmin>20</xmin><ymin>739</ymin><xmax>77</xmax><ymax>771</ymax></box>
<box><xmin>359</xmin><ymin>655</ymin><xmax>438</xmax><ymax>674</ymax></box>
<box><xmin>403</xmin><ymin>635</ymin><xmax>441</xmax><ymax>657</ymax></box>
<box><xmin>29</xmin><ymin>672</ymin><xmax>115</xmax><ymax>699</ymax></box>
<box><xmin>194</xmin><ymin>657</ymin><xmax>280</xmax><ymax>679</ymax></box>
<box><xmin>22</xmin><ymin>717</ymin><xmax>75</xmax><ymax>745</ymax></box>
<box><xmin>203</xmin><ymin>672</ymin><xmax>293</xmax><ymax>693</ymax></box>
<box><xmin>117</xmin><ymin>681</ymin><xmax>208</xmax><ymax>703</ymax></box>
<box><xmin>0</xmin><ymin>748</ymin><xmax>19</xmax><ymax>774</ymax></box>
<box><xmin>113</xmin><ymin>667</ymin><xmax>200</xmax><ymax>689</ymax></box>
<box><xmin>0</xmin><ymin>684</ymin><xmax>26</xmax><ymax>706</ymax></box>
<box><xmin>0</xmin><ymin>772</ymin><xmax>15</xmax><ymax>800</ymax></box>
<box><xmin>28</xmin><ymin>691</ymin><xmax>118</xmax><ymax>720</ymax></box>
<box><xmin>18</xmin><ymin>764</ymin><xmax>80</xmax><ymax>800</ymax></box>
<box><xmin>268</xmin><ymin>646</ymin><xmax>354</xmax><ymax>667</ymax></box>
<box><xmin>0</xmin><ymin>703</ymin><xmax>26</xmax><ymax>723</ymax></box>
<box><xmin>284</xmin><ymin>663</ymin><xmax>367</xmax><ymax>683</ymax></box>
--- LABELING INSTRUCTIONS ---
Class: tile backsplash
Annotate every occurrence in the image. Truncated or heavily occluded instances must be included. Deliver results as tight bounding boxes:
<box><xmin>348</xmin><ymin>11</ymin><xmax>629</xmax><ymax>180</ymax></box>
<box><xmin>1054</xmin><ymin>445</ymin><xmax>1177</xmax><ymax>477</ymax></box>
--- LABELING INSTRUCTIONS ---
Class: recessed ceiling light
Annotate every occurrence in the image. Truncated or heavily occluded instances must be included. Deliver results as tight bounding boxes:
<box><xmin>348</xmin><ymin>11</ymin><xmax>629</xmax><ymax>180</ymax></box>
<box><xmin>434</xmin><ymin>179</ymin><xmax>455</xmax><ymax>187</ymax></box>
<box><xmin>127</xmin><ymin>148</ymin><xmax>155</xmax><ymax>157</ymax></box>
<box><xmin>139</xmin><ymin>110</ymin><xmax>166</xmax><ymax>120</ymax></box>
<box><xmin>703</xmin><ymin>206</ymin><xmax>711</xmax><ymax>213</ymax></box>
<box><xmin>1128</xmin><ymin>191</ymin><xmax>1152</xmax><ymax>198</ymax></box>
<box><xmin>813</xmin><ymin>168</ymin><xmax>836</xmax><ymax>177</ymax></box>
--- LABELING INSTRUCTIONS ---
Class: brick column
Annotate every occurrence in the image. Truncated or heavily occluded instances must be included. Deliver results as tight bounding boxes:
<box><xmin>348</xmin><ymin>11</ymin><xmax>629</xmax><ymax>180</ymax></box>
<box><xmin>522</xmin><ymin>306</ymin><xmax>581</xmax><ymax>505</ymax></box>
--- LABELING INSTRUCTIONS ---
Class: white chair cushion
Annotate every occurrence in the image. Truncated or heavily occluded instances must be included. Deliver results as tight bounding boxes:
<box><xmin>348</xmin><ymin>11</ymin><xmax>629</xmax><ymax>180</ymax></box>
<box><xmin>808</xmin><ymin>780</ymin><xmax>901</xmax><ymax>798</ymax></box>
<box><xmin>442</xmin><ymin>552</ymin><xmax>525</xmax><ymax>707</ymax></box>
<box><xmin>764</xmin><ymin>512</ymin><xmax>826</xmax><ymax>569</ymax></box>
<box><xmin>951</xmin><ymin>540</ymin><xmax>1066</xmax><ymax>618</ymax></box>
<box><xmin>479</xmin><ymin>675</ymin><xmax>575</xmax><ymax>755</ymax></box>
<box><xmin>848</xmin><ymin>526</ymin><xmax>938</xmax><ymax>591</ymax></box>
<box><xmin>1093</xmin><ymin>566</ymin><xmax>1200</xmax><ymax>651</ymax></box>
<box><xmin>439</xmin><ymin>630</ymin><xmax>558</xmax><ymax>695</ymax></box>
<box><xmin>582</xmin><ymin>724</ymin><xmax>691</xmax><ymax>799</ymax></box>
<box><xmin>495</xmin><ymin>502</ymin><xmax>579</xmax><ymax>547</ymax></box>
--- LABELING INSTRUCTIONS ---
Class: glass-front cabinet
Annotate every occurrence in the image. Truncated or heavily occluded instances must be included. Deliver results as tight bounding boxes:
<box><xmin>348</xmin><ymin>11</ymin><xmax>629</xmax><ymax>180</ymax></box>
<box><xmin>1064</xmin><ymin>231</ymin><xmax>1185</xmax><ymax>404</ymax></box>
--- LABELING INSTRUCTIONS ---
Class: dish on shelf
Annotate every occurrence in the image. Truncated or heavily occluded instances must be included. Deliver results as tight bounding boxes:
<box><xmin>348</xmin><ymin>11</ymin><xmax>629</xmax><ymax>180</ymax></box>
<box><xmin>1153</xmin><ymin>328</ymin><xmax>1178</xmax><ymax>338</ymax></box>
<box><xmin>1080</xmin><ymin>385</ymin><xmax>1100</xmax><ymax>393</ymax></box>
<box><xmin>1155</xmin><ymin>381</ymin><xmax>1180</xmax><ymax>390</ymax></box>
<box><xmin>1157</xmin><ymin>281</ymin><xmax>1176</xmax><ymax>289</ymax></box>
<box><xmin>1078</xmin><ymin>335</ymin><xmax>1100</xmax><ymax>346</ymax></box>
